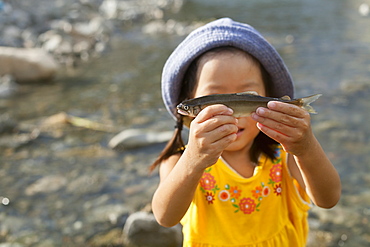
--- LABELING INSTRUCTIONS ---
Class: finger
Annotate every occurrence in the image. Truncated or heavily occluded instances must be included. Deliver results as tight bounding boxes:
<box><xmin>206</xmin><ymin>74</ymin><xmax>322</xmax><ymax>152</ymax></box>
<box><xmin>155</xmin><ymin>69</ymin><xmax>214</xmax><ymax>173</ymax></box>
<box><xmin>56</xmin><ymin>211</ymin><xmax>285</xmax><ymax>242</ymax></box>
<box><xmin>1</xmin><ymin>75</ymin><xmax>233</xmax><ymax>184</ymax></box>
<box><xmin>253</xmin><ymin>106</ymin><xmax>303</xmax><ymax>128</ymax></box>
<box><xmin>267</xmin><ymin>101</ymin><xmax>309</xmax><ymax>118</ymax></box>
<box><xmin>212</xmin><ymin>123</ymin><xmax>238</xmax><ymax>141</ymax></box>
<box><xmin>256</xmin><ymin>122</ymin><xmax>291</xmax><ymax>143</ymax></box>
<box><xmin>195</xmin><ymin>104</ymin><xmax>233</xmax><ymax>123</ymax></box>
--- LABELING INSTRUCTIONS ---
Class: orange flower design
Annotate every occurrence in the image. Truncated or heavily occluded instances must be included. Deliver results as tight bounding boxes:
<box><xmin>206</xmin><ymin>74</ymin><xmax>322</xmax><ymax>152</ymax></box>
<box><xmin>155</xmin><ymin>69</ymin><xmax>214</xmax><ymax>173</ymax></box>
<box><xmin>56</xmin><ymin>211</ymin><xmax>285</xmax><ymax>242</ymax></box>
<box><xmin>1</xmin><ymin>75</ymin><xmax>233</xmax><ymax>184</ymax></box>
<box><xmin>239</xmin><ymin>197</ymin><xmax>256</xmax><ymax>214</ymax></box>
<box><xmin>270</xmin><ymin>163</ymin><xmax>282</xmax><ymax>183</ymax></box>
<box><xmin>252</xmin><ymin>186</ymin><xmax>263</xmax><ymax>199</ymax></box>
<box><xmin>229</xmin><ymin>186</ymin><xmax>242</xmax><ymax>199</ymax></box>
<box><xmin>200</xmin><ymin>173</ymin><xmax>216</xmax><ymax>190</ymax></box>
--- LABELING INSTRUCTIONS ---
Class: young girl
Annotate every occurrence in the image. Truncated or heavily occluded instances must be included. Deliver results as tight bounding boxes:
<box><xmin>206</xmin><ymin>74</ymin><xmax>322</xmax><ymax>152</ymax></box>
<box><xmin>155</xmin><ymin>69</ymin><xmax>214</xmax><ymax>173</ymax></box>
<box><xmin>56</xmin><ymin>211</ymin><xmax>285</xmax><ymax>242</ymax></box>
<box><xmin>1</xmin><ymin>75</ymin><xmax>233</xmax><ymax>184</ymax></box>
<box><xmin>151</xmin><ymin>18</ymin><xmax>341</xmax><ymax>246</ymax></box>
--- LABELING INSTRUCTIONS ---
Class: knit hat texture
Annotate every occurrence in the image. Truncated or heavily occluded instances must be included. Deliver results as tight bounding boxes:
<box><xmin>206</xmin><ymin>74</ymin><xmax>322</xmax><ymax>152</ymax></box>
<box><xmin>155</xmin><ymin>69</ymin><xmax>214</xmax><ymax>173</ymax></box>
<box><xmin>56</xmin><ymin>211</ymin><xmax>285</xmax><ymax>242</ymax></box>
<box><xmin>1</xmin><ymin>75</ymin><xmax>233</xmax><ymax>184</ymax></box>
<box><xmin>161</xmin><ymin>17</ymin><xmax>294</xmax><ymax>119</ymax></box>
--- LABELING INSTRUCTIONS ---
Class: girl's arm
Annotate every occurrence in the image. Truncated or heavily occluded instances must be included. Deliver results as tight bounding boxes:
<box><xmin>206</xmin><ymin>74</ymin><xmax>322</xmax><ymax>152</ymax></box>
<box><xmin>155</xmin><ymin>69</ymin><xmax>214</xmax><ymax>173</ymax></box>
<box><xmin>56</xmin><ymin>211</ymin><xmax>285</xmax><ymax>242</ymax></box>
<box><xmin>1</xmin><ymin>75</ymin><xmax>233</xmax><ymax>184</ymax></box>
<box><xmin>252</xmin><ymin>101</ymin><xmax>341</xmax><ymax>208</ymax></box>
<box><xmin>152</xmin><ymin>105</ymin><xmax>238</xmax><ymax>227</ymax></box>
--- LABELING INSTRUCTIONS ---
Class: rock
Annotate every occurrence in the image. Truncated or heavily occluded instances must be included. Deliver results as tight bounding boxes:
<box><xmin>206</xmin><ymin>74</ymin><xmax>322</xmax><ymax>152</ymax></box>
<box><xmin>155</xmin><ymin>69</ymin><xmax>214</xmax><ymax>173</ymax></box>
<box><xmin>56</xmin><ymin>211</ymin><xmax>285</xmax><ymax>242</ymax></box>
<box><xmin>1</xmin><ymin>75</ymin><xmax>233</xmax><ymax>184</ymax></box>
<box><xmin>67</xmin><ymin>174</ymin><xmax>107</xmax><ymax>195</ymax></box>
<box><xmin>108</xmin><ymin>129</ymin><xmax>173</xmax><ymax>150</ymax></box>
<box><xmin>86</xmin><ymin>228</ymin><xmax>124</xmax><ymax>247</ymax></box>
<box><xmin>123</xmin><ymin>211</ymin><xmax>182</xmax><ymax>247</ymax></box>
<box><xmin>0</xmin><ymin>46</ymin><xmax>59</xmax><ymax>82</ymax></box>
<box><xmin>0</xmin><ymin>243</ymin><xmax>25</xmax><ymax>247</ymax></box>
<box><xmin>0</xmin><ymin>130</ymin><xmax>40</xmax><ymax>149</ymax></box>
<box><xmin>25</xmin><ymin>175</ymin><xmax>67</xmax><ymax>196</ymax></box>
<box><xmin>87</xmin><ymin>204</ymin><xmax>130</xmax><ymax>226</ymax></box>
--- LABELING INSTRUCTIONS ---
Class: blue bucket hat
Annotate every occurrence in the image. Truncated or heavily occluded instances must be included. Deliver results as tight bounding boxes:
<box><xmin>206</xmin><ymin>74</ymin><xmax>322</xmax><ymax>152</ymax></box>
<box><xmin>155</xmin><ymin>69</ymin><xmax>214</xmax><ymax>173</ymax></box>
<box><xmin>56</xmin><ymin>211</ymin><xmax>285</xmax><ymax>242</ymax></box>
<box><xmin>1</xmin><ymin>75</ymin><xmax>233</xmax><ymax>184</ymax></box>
<box><xmin>161</xmin><ymin>17</ymin><xmax>294</xmax><ymax>119</ymax></box>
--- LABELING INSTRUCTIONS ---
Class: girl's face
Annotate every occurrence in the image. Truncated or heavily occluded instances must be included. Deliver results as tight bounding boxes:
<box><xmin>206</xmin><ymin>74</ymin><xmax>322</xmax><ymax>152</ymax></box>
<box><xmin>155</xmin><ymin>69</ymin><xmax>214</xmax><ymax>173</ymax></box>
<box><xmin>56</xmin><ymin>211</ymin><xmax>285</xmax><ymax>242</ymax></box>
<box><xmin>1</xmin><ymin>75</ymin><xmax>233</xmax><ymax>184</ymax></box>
<box><xmin>193</xmin><ymin>50</ymin><xmax>266</xmax><ymax>153</ymax></box>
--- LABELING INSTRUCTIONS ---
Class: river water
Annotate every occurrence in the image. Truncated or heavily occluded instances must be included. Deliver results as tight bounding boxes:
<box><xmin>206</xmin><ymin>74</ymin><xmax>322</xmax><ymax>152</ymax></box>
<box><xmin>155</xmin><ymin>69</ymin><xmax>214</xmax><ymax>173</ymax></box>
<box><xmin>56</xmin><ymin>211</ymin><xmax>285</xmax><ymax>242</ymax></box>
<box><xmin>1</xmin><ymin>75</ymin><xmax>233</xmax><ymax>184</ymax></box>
<box><xmin>1</xmin><ymin>0</ymin><xmax>370</xmax><ymax>246</ymax></box>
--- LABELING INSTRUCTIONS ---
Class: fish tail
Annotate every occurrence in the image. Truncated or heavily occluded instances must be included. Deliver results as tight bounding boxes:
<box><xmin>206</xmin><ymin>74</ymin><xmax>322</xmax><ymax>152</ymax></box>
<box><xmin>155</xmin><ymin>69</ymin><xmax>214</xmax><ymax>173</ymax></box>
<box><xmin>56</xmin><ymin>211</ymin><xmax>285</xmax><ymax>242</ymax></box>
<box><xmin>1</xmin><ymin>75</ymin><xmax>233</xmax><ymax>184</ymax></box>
<box><xmin>300</xmin><ymin>94</ymin><xmax>322</xmax><ymax>114</ymax></box>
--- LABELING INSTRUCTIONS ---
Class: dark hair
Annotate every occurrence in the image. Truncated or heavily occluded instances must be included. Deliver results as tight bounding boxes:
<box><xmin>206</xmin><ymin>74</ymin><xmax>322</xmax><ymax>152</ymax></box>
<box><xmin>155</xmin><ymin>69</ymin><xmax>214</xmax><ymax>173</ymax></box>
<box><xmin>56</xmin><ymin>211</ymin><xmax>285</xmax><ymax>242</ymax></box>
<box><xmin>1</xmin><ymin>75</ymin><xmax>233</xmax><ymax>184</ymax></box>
<box><xmin>150</xmin><ymin>47</ymin><xmax>277</xmax><ymax>171</ymax></box>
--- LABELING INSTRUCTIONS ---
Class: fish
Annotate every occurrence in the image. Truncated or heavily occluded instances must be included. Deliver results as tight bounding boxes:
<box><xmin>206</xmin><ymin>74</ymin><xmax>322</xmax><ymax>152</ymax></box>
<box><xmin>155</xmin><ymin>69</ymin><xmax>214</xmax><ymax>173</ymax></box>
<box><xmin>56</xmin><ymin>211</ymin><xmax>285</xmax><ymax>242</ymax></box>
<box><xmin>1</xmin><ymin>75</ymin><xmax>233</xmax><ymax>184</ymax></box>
<box><xmin>177</xmin><ymin>91</ymin><xmax>322</xmax><ymax>118</ymax></box>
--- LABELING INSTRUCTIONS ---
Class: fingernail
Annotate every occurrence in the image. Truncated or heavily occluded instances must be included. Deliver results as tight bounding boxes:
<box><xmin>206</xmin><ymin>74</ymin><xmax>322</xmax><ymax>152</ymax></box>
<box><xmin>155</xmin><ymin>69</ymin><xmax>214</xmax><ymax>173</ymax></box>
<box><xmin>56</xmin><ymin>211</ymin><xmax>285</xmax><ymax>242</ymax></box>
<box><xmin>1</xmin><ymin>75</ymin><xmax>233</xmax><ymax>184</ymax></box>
<box><xmin>268</xmin><ymin>101</ymin><xmax>276</xmax><ymax>108</ymax></box>
<box><xmin>257</xmin><ymin>108</ymin><xmax>265</xmax><ymax>115</ymax></box>
<box><xmin>251</xmin><ymin>113</ymin><xmax>258</xmax><ymax>120</ymax></box>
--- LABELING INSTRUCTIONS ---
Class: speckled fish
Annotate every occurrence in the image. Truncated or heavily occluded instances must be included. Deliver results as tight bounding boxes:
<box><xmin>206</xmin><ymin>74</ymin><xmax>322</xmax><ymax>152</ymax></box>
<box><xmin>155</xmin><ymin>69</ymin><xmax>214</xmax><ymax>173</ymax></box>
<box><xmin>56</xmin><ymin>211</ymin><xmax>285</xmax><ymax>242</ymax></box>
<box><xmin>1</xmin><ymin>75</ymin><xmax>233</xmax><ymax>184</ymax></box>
<box><xmin>177</xmin><ymin>91</ymin><xmax>322</xmax><ymax>118</ymax></box>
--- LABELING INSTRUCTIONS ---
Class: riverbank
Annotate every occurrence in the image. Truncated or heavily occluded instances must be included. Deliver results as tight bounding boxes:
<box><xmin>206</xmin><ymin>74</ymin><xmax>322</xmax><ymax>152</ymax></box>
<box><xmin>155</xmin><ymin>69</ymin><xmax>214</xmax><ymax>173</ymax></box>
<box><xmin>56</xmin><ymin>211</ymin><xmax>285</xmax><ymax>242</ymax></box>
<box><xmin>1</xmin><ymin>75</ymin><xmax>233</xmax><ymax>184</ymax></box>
<box><xmin>1</xmin><ymin>0</ymin><xmax>370</xmax><ymax>246</ymax></box>
<box><xmin>0</xmin><ymin>0</ymin><xmax>186</xmax><ymax>66</ymax></box>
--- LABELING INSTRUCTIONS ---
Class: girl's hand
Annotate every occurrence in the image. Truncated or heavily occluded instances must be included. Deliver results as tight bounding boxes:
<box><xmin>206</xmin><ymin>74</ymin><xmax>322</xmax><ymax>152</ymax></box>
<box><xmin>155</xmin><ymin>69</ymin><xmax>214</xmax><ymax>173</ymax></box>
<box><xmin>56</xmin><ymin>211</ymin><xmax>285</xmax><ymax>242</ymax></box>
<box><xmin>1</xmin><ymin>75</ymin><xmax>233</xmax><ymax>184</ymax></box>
<box><xmin>252</xmin><ymin>101</ymin><xmax>314</xmax><ymax>156</ymax></box>
<box><xmin>186</xmin><ymin>104</ymin><xmax>238</xmax><ymax>168</ymax></box>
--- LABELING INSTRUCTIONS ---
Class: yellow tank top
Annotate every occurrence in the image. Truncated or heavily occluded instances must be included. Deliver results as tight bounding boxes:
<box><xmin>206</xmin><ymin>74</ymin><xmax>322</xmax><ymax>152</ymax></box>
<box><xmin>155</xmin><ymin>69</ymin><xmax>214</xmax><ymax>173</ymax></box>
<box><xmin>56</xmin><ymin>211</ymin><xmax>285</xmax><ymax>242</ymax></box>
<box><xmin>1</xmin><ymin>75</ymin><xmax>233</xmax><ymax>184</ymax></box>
<box><xmin>180</xmin><ymin>145</ymin><xmax>311</xmax><ymax>247</ymax></box>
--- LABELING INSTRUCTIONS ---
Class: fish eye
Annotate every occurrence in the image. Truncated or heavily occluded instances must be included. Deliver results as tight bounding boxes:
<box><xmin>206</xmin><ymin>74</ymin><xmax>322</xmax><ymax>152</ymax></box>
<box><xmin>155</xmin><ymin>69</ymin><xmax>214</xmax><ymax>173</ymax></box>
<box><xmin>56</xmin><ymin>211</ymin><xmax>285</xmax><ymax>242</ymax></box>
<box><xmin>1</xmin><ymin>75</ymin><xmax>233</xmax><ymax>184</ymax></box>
<box><xmin>184</xmin><ymin>105</ymin><xmax>189</xmax><ymax>111</ymax></box>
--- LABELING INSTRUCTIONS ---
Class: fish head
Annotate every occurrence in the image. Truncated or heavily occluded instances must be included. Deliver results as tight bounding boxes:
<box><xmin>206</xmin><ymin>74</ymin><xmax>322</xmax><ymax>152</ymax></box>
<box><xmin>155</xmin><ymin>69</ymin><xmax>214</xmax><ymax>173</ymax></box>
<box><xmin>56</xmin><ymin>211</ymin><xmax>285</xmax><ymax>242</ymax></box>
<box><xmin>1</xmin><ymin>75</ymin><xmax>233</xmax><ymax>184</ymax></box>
<box><xmin>176</xmin><ymin>103</ymin><xmax>201</xmax><ymax>117</ymax></box>
<box><xmin>177</xmin><ymin>103</ymin><xmax>193</xmax><ymax>116</ymax></box>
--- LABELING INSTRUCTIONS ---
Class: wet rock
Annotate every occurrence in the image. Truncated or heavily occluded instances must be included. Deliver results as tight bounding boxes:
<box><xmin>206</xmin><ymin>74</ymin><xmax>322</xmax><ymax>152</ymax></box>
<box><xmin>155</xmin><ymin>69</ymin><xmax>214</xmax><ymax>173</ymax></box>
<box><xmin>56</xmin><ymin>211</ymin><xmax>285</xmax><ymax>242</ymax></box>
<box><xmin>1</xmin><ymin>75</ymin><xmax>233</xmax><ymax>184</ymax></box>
<box><xmin>123</xmin><ymin>211</ymin><xmax>182</xmax><ymax>247</ymax></box>
<box><xmin>25</xmin><ymin>175</ymin><xmax>68</xmax><ymax>196</ymax></box>
<box><xmin>340</xmin><ymin>79</ymin><xmax>370</xmax><ymax>94</ymax></box>
<box><xmin>67</xmin><ymin>174</ymin><xmax>107</xmax><ymax>195</ymax></box>
<box><xmin>86</xmin><ymin>228</ymin><xmax>124</xmax><ymax>247</ymax></box>
<box><xmin>88</xmin><ymin>204</ymin><xmax>130</xmax><ymax>226</ymax></box>
<box><xmin>0</xmin><ymin>47</ymin><xmax>58</xmax><ymax>82</ymax></box>
<box><xmin>0</xmin><ymin>130</ymin><xmax>40</xmax><ymax>149</ymax></box>
<box><xmin>109</xmin><ymin>129</ymin><xmax>173</xmax><ymax>150</ymax></box>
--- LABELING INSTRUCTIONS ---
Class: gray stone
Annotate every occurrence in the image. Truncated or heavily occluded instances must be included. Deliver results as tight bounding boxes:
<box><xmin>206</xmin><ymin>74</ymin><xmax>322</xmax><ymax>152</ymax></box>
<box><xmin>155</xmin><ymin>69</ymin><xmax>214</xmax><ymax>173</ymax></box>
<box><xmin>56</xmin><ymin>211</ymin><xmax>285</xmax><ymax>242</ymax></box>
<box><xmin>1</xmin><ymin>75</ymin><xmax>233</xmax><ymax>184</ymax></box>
<box><xmin>123</xmin><ymin>211</ymin><xmax>182</xmax><ymax>247</ymax></box>
<box><xmin>25</xmin><ymin>175</ymin><xmax>67</xmax><ymax>196</ymax></box>
<box><xmin>0</xmin><ymin>47</ymin><xmax>58</xmax><ymax>82</ymax></box>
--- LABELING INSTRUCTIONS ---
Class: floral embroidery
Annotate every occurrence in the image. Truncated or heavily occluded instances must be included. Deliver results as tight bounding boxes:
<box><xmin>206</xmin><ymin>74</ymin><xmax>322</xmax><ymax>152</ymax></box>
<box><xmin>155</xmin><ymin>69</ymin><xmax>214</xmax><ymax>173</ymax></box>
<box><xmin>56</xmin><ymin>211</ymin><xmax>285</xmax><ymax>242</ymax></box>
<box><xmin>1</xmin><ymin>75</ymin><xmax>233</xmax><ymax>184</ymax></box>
<box><xmin>229</xmin><ymin>186</ymin><xmax>242</xmax><ymax>199</ymax></box>
<box><xmin>199</xmin><ymin>147</ymin><xmax>284</xmax><ymax>213</ymax></box>
<box><xmin>218</xmin><ymin>190</ymin><xmax>230</xmax><ymax>201</ymax></box>
<box><xmin>262</xmin><ymin>186</ymin><xmax>270</xmax><ymax>197</ymax></box>
<box><xmin>252</xmin><ymin>185</ymin><xmax>263</xmax><ymax>199</ymax></box>
<box><xmin>268</xmin><ymin>156</ymin><xmax>282</xmax><ymax>198</ymax></box>
<box><xmin>200</xmin><ymin>172</ymin><xmax>216</xmax><ymax>190</ymax></box>
<box><xmin>274</xmin><ymin>184</ymin><xmax>282</xmax><ymax>196</ymax></box>
<box><xmin>238</xmin><ymin>198</ymin><xmax>256</xmax><ymax>214</ymax></box>
<box><xmin>269</xmin><ymin>163</ymin><xmax>282</xmax><ymax>183</ymax></box>
<box><xmin>205</xmin><ymin>192</ymin><xmax>215</xmax><ymax>204</ymax></box>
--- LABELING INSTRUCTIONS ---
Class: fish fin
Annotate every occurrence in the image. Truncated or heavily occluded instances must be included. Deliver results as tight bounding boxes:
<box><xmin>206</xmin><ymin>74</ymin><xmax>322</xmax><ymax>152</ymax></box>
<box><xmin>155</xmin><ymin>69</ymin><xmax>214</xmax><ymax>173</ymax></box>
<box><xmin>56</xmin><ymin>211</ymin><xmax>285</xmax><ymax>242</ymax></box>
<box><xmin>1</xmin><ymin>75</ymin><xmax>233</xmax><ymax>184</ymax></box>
<box><xmin>236</xmin><ymin>91</ymin><xmax>259</xmax><ymax>96</ymax></box>
<box><xmin>300</xmin><ymin>94</ymin><xmax>322</xmax><ymax>114</ymax></box>
<box><xmin>280</xmin><ymin>95</ymin><xmax>291</xmax><ymax>100</ymax></box>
